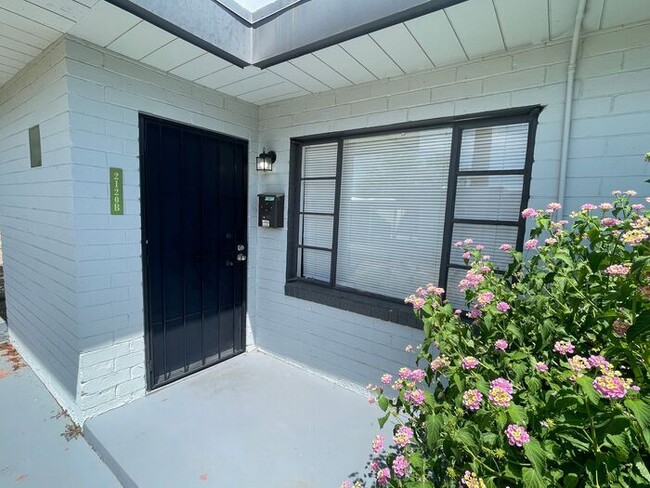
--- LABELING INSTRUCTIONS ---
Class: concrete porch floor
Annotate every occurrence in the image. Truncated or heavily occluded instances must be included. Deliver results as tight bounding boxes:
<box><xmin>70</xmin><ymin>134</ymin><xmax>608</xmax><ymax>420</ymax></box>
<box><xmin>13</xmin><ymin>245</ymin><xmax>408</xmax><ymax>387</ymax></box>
<box><xmin>85</xmin><ymin>351</ymin><xmax>380</xmax><ymax>487</ymax></box>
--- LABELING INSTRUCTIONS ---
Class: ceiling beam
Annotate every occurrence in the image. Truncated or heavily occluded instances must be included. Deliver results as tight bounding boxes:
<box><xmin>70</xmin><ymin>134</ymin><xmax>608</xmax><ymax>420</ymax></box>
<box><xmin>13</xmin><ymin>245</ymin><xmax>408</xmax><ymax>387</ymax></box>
<box><xmin>105</xmin><ymin>0</ymin><xmax>469</xmax><ymax>69</ymax></box>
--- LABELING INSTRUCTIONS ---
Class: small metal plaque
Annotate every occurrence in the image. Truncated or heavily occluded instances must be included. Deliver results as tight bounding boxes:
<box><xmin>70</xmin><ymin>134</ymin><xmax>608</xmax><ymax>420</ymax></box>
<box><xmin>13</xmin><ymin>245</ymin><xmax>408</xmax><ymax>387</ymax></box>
<box><xmin>29</xmin><ymin>125</ymin><xmax>42</xmax><ymax>168</ymax></box>
<box><xmin>110</xmin><ymin>167</ymin><xmax>124</xmax><ymax>215</ymax></box>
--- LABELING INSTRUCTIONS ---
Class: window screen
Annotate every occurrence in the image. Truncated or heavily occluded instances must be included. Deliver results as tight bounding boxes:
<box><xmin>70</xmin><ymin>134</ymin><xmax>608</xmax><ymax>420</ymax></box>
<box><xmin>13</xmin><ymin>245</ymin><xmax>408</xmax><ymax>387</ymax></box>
<box><xmin>290</xmin><ymin>113</ymin><xmax>537</xmax><ymax>314</ymax></box>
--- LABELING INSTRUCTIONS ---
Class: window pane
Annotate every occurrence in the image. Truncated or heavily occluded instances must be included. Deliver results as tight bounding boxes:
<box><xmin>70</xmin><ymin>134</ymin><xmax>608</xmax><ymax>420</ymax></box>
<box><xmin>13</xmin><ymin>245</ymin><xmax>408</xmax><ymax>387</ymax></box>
<box><xmin>450</xmin><ymin>224</ymin><xmax>518</xmax><ymax>270</ymax></box>
<box><xmin>302</xmin><ymin>143</ymin><xmax>337</xmax><ymax>178</ymax></box>
<box><xmin>459</xmin><ymin>123</ymin><xmax>529</xmax><ymax>172</ymax></box>
<box><xmin>301</xmin><ymin>179</ymin><xmax>335</xmax><ymax>213</ymax></box>
<box><xmin>300</xmin><ymin>214</ymin><xmax>333</xmax><ymax>249</ymax></box>
<box><xmin>445</xmin><ymin>267</ymin><xmax>469</xmax><ymax>310</ymax></box>
<box><xmin>336</xmin><ymin>128</ymin><xmax>453</xmax><ymax>299</ymax></box>
<box><xmin>299</xmin><ymin>248</ymin><xmax>331</xmax><ymax>282</ymax></box>
<box><xmin>454</xmin><ymin>174</ymin><xmax>523</xmax><ymax>222</ymax></box>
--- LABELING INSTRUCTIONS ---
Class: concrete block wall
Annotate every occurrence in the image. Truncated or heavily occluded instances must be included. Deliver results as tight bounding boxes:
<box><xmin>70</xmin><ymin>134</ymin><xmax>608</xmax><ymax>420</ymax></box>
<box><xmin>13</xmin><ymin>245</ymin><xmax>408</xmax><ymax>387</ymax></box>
<box><xmin>0</xmin><ymin>39</ymin><xmax>83</xmax><ymax>418</ymax></box>
<box><xmin>63</xmin><ymin>37</ymin><xmax>259</xmax><ymax>419</ymax></box>
<box><xmin>255</xmin><ymin>21</ymin><xmax>650</xmax><ymax>389</ymax></box>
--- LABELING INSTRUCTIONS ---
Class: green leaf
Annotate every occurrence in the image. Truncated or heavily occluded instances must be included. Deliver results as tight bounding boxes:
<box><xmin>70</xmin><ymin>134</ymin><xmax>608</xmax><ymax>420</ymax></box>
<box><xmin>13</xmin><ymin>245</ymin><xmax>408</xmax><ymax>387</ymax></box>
<box><xmin>378</xmin><ymin>412</ymin><xmax>390</xmax><ymax>429</ymax></box>
<box><xmin>628</xmin><ymin>310</ymin><xmax>650</xmax><ymax>341</ymax></box>
<box><xmin>522</xmin><ymin>467</ymin><xmax>546</xmax><ymax>488</ymax></box>
<box><xmin>455</xmin><ymin>427</ymin><xmax>477</xmax><ymax>449</ymax></box>
<box><xmin>634</xmin><ymin>454</ymin><xmax>650</xmax><ymax>483</ymax></box>
<box><xmin>604</xmin><ymin>433</ymin><xmax>631</xmax><ymax>461</ymax></box>
<box><xmin>576</xmin><ymin>375</ymin><xmax>600</xmax><ymax>405</ymax></box>
<box><xmin>405</xmin><ymin>482</ymin><xmax>434</xmax><ymax>488</ymax></box>
<box><xmin>508</xmin><ymin>404</ymin><xmax>529</xmax><ymax>424</ymax></box>
<box><xmin>409</xmin><ymin>451</ymin><xmax>426</xmax><ymax>470</ymax></box>
<box><xmin>524</xmin><ymin>438</ymin><xmax>547</xmax><ymax>474</ymax></box>
<box><xmin>563</xmin><ymin>472</ymin><xmax>579</xmax><ymax>488</ymax></box>
<box><xmin>625</xmin><ymin>398</ymin><xmax>650</xmax><ymax>428</ymax></box>
<box><xmin>378</xmin><ymin>395</ymin><xmax>389</xmax><ymax>412</ymax></box>
<box><xmin>425</xmin><ymin>414</ymin><xmax>442</xmax><ymax>448</ymax></box>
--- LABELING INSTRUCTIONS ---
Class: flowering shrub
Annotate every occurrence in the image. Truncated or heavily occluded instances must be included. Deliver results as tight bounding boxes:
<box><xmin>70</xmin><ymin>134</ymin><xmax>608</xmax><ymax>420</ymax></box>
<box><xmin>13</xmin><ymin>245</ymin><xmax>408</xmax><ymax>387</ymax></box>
<box><xmin>345</xmin><ymin>191</ymin><xmax>650</xmax><ymax>487</ymax></box>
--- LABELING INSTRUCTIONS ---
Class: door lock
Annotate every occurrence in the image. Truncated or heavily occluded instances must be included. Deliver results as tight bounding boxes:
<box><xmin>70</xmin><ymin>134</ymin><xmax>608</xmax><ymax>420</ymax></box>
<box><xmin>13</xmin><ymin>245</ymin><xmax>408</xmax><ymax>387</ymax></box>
<box><xmin>236</xmin><ymin>253</ymin><xmax>247</xmax><ymax>262</ymax></box>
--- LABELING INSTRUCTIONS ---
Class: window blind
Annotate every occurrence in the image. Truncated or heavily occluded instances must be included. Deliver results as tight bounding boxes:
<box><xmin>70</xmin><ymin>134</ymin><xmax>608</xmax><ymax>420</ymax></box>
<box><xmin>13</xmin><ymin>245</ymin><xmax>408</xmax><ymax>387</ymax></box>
<box><xmin>336</xmin><ymin>128</ymin><xmax>452</xmax><ymax>299</ymax></box>
<box><xmin>444</xmin><ymin>122</ymin><xmax>530</xmax><ymax>309</ymax></box>
<box><xmin>298</xmin><ymin>142</ymin><xmax>338</xmax><ymax>282</ymax></box>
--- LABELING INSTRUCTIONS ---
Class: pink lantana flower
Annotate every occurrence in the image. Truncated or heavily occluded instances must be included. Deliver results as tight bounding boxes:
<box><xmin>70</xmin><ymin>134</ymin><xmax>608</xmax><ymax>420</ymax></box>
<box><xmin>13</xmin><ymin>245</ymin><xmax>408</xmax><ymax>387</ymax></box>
<box><xmin>490</xmin><ymin>378</ymin><xmax>514</xmax><ymax>394</ymax></box>
<box><xmin>489</xmin><ymin>387</ymin><xmax>512</xmax><ymax>407</ymax></box>
<box><xmin>371</xmin><ymin>434</ymin><xmax>384</xmax><ymax>453</ymax></box>
<box><xmin>554</xmin><ymin>340</ymin><xmax>575</xmax><ymax>355</ymax></box>
<box><xmin>547</xmin><ymin>202</ymin><xmax>562</xmax><ymax>211</ymax></box>
<box><xmin>581</xmin><ymin>203</ymin><xmax>597</xmax><ymax>211</ymax></box>
<box><xmin>625</xmin><ymin>190</ymin><xmax>638</xmax><ymax>196</ymax></box>
<box><xmin>496</xmin><ymin>301</ymin><xmax>510</xmax><ymax>313</ymax></box>
<box><xmin>405</xmin><ymin>389</ymin><xmax>425</xmax><ymax>406</ymax></box>
<box><xmin>467</xmin><ymin>308</ymin><xmax>482</xmax><ymax>319</ymax></box>
<box><xmin>494</xmin><ymin>339</ymin><xmax>509</xmax><ymax>352</ymax></box>
<box><xmin>535</xmin><ymin>362</ymin><xmax>549</xmax><ymax>372</ymax></box>
<box><xmin>380</xmin><ymin>374</ymin><xmax>393</xmax><ymax>385</ymax></box>
<box><xmin>398</xmin><ymin>367</ymin><xmax>412</xmax><ymax>379</ymax></box>
<box><xmin>460</xmin><ymin>471</ymin><xmax>487</xmax><ymax>488</ymax></box>
<box><xmin>430</xmin><ymin>356</ymin><xmax>450</xmax><ymax>371</ymax></box>
<box><xmin>601</xmin><ymin>217</ymin><xmax>621</xmax><ymax>227</ymax></box>
<box><xmin>568</xmin><ymin>355</ymin><xmax>590</xmax><ymax>372</ymax></box>
<box><xmin>392</xmin><ymin>455</ymin><xmax>410</xmax><ymax>478</ymax></box>
<box><xmin>477</xmin><ymin>292</ymin><xmax>494</xmax><ymax>306</ymax></box>
<box><xmin>462</xmin><ymin>251</ymin><xmax>471</xmax><ymax>260</ymax></box>
<box><xmin>461</xmin><ymin>356</ymin><xmax>480</xmax><ymax>369</ymax></box>
<box><xmin>459</xmin><ymin>271</ymin><xmax>484</xmax><ymax>291</ymax></box>
<box><xmin>376</xmin><ymin>468</ymin><xmax>391</xmax><ymax>486</ymax></box>
<box><xmin>505</xmin><ymin>424</ymin><xmax>530</xmax><ymax>447</ymax></box>
<box><xmin>499</xmin><ymin>243</ymin><xmax>512</xmax><ymax>251</ymax></box>
<box><xmin>545</xmin><ymin>237</ymin><xmax>557</xmax><ymax>245</ymax></box>
<box><xmin>593</xmin><ymin>374</ymin><xmax>628</xmax><ymax>399</ymax></box>
<box><xmin>524</xmin><ymin>239</ymin><xmax>538</xmax><ymax>250</ymax></box>
<box><xmin>604</xmin><ymin>264</ymin><xmax>630</xmax><ymax>276</ymax></box>
<box><xmin>599</xmin><ymin>202</ymin><xmax>614</xmax><ymax>211</ymax></box>
<box><xmin>521</xmin><ymin>208</ymin><xmax>539</xmax><ymax>219</ymax></box>
<box><xmin>410</xmin><ymin>369</ymin><xmax>426</xmax><ymax>383</ymax></box>
<box><xmin>462</xmin><ymin>389</ymin><xmax>483</xmax><ymax>411</ymax></box>
<box><xmin>613</xmin><ymin>319</ymin><xmax>630</xmax><ymax>336</ymax></box>
<box><xmin>393</xmin><ymin>426</ymin><xmax>414</xmax><ymax>447</ymax></box>
<box><xmin>588</xmin><ymin>355</ymin><xmax>611</xmax><ymax>371</ymax></box>
<box><xmin>404</xmin><ymin>344</ymin><xmax>413</xmax><ymax>352</ymax></box>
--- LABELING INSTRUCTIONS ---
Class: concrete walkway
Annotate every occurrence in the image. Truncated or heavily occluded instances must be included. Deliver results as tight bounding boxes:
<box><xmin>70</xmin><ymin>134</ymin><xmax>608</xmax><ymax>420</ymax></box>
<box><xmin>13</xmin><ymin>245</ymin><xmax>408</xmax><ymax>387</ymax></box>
<box><xmin>86</xmin><ymin>351</ymin><xmax>380</xmax><ymax>488</ymax></box>
<box><xmin>0</xmin><ymin>342</ymin><xmax>121</xmax><ymax>487</ymax></box>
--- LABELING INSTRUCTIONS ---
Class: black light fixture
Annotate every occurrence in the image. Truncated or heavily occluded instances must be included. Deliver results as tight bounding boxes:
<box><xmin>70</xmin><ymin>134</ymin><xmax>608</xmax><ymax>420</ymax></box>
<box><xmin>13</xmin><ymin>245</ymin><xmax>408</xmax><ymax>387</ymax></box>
<box><xmin>256</xmin><ymin>147</ymin><xmax>276</xmax><ymax>172</ymax></box>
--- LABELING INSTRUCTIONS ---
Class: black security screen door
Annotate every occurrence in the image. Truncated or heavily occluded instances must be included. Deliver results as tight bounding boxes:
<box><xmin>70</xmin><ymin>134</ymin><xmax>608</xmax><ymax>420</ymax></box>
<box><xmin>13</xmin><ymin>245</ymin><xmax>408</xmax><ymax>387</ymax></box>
<box><xmin>140</xmin><ymin>115</ymin><xmax>247</xmax><ymax>390</ymax></box>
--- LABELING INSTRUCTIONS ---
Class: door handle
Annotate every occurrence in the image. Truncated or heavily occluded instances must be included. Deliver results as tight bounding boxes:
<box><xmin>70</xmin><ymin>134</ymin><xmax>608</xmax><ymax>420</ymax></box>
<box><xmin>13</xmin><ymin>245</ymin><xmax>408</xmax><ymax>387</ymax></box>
<box><xmin>236</xmin><ymin>253</ymin><xmax>247</xmax><ymax>262</ymax></box>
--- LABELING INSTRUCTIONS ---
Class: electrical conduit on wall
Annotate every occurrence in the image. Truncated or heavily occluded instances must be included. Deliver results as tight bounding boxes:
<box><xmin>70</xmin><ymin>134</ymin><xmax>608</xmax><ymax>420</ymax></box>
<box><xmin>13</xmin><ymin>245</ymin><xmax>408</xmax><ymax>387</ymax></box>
<box><xmin>557</xmin><ymin>0</ymin><xmax>588</xmax><ymax>218</ymax></box>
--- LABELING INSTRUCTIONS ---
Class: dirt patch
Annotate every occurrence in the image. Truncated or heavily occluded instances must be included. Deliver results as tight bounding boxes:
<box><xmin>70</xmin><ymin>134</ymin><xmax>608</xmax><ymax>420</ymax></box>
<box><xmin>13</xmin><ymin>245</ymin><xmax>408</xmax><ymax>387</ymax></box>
<box><xmin>0</xmin><ymin>342</ymin><xmax>23</xmax><ymax>371</ymax></box>
<box><xmin>62</xmin><ymin>422</ymin><xmax>83</xmax><ymax>441</ymax></box>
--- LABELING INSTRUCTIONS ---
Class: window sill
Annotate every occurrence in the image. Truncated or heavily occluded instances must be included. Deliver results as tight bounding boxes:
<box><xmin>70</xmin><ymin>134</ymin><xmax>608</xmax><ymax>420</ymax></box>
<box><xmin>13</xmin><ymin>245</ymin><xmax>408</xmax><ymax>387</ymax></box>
<box><xmin>284</xmin><ymin>280</ymin><xmax>423</xmax><ymax>329</ymax></box>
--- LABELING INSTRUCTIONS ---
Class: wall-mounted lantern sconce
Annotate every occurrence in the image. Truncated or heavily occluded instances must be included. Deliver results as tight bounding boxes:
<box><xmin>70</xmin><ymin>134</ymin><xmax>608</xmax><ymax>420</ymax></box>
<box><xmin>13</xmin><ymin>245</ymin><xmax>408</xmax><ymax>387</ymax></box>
<box><xmin>256</xmin><ymin>147</ymin><xmax>276</xmax><ymax>172</ymax></box>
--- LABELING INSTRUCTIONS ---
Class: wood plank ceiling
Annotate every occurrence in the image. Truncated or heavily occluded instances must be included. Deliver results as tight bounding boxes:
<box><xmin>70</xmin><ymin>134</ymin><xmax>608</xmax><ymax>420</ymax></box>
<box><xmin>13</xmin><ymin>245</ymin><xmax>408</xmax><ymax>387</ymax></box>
<box><xmin>1</xmin><ymin>0</ymin><xmax>649</xmax><ymax>105</ymax></box>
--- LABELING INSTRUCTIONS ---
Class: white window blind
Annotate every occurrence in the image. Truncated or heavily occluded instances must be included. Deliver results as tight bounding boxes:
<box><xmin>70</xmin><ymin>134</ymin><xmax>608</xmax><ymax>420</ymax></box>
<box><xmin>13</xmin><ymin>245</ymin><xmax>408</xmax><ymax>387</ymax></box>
<box><xmin>298</xmin><ymin>142</ymin><xmax>337</xmax><ymax>282</ymax></box>
<box><xmin>336</xmin><ymin>128</ymin><xmax>452</xmax><ymax>298</ymax></box>
<box><xmin>294</xmin><ymin>118</ymin><xmax>534</xmax><ymax>310</ymax></box>
<box><xmin>445</xmin><ymin>122</ymin><xmax>530</xmax><ymax>309</ymax></box>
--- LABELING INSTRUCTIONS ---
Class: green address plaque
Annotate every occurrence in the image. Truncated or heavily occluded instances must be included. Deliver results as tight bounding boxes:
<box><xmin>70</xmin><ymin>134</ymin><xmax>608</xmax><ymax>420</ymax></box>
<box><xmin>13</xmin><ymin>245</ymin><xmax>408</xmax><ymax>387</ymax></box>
<box><xmin>110</xmin><ymin>167</ymin><xmax>124</xmax><ymax>215</ymax></box>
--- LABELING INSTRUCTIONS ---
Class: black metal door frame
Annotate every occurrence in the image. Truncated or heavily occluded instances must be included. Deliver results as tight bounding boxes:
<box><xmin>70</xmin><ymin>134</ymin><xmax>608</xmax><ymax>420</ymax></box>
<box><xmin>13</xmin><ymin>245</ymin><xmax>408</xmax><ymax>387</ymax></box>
<box><xmin>139</xmin><ymin>113</ymin><xmax>248</xmax><ymax>391</ymax></box>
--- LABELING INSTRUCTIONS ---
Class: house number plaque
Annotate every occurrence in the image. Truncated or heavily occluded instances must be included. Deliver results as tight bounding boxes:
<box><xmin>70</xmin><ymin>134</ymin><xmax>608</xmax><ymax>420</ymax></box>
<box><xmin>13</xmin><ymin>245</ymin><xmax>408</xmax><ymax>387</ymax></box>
<box><xmin>110</xmin><ymin>167</ymin><xmax>124</xmax><ymax>215</ymax></box>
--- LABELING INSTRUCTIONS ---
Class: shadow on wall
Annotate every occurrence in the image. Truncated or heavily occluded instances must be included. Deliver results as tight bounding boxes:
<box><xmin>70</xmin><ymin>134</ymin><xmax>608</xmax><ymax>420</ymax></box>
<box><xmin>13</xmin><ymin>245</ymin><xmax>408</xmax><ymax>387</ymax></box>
<box><xmin>0</xmin><ymin>235</ymin><xmax>5</xmax><ymax>321</ymax></box>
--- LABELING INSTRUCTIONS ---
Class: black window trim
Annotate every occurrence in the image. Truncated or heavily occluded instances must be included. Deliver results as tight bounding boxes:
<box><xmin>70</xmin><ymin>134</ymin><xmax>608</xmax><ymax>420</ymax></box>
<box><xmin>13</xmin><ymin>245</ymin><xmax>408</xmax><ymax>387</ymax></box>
<box><xmin>285</xmin><ymin>105</ymin><xmax>542</xmax><ymax>329</ymax></box>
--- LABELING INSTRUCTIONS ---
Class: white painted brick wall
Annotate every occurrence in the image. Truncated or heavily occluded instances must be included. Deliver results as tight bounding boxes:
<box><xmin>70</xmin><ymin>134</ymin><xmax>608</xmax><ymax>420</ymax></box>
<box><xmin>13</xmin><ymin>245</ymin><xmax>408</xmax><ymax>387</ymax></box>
<box><xmin>0</xmin><ymin>39</ymin><xmax>84</xmax><ymax>420</ymax></box>
<box><xmin>2</xmin><ymin>21</ymin><xmax>649</xmax><ymax>423</ymax></box>
<box><xmin>63</xmin><ymin>36</ymin><xmax>259</xmax><ymax>420</ymax></box>
<box><xmin>256</xmin><ymin>22</ymin><xmax>650</xmax><ymax>388</ymax></box>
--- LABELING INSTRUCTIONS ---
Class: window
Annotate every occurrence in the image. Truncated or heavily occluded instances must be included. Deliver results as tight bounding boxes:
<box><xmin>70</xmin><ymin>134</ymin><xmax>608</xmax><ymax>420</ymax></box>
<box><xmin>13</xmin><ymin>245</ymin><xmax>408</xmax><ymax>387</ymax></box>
<box><xmin>286</xmin><ymin>107</ymin><xmax>540</xmax><ymax>327</ymax></box>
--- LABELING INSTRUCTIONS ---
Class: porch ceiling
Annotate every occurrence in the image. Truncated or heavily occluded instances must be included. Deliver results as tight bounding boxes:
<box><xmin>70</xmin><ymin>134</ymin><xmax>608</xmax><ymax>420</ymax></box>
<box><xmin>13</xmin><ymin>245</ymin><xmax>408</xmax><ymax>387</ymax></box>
<box><xmin>0</xmin><ymin>0</ymin><xmax>649</xmax><ymax>106</ymax></box>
